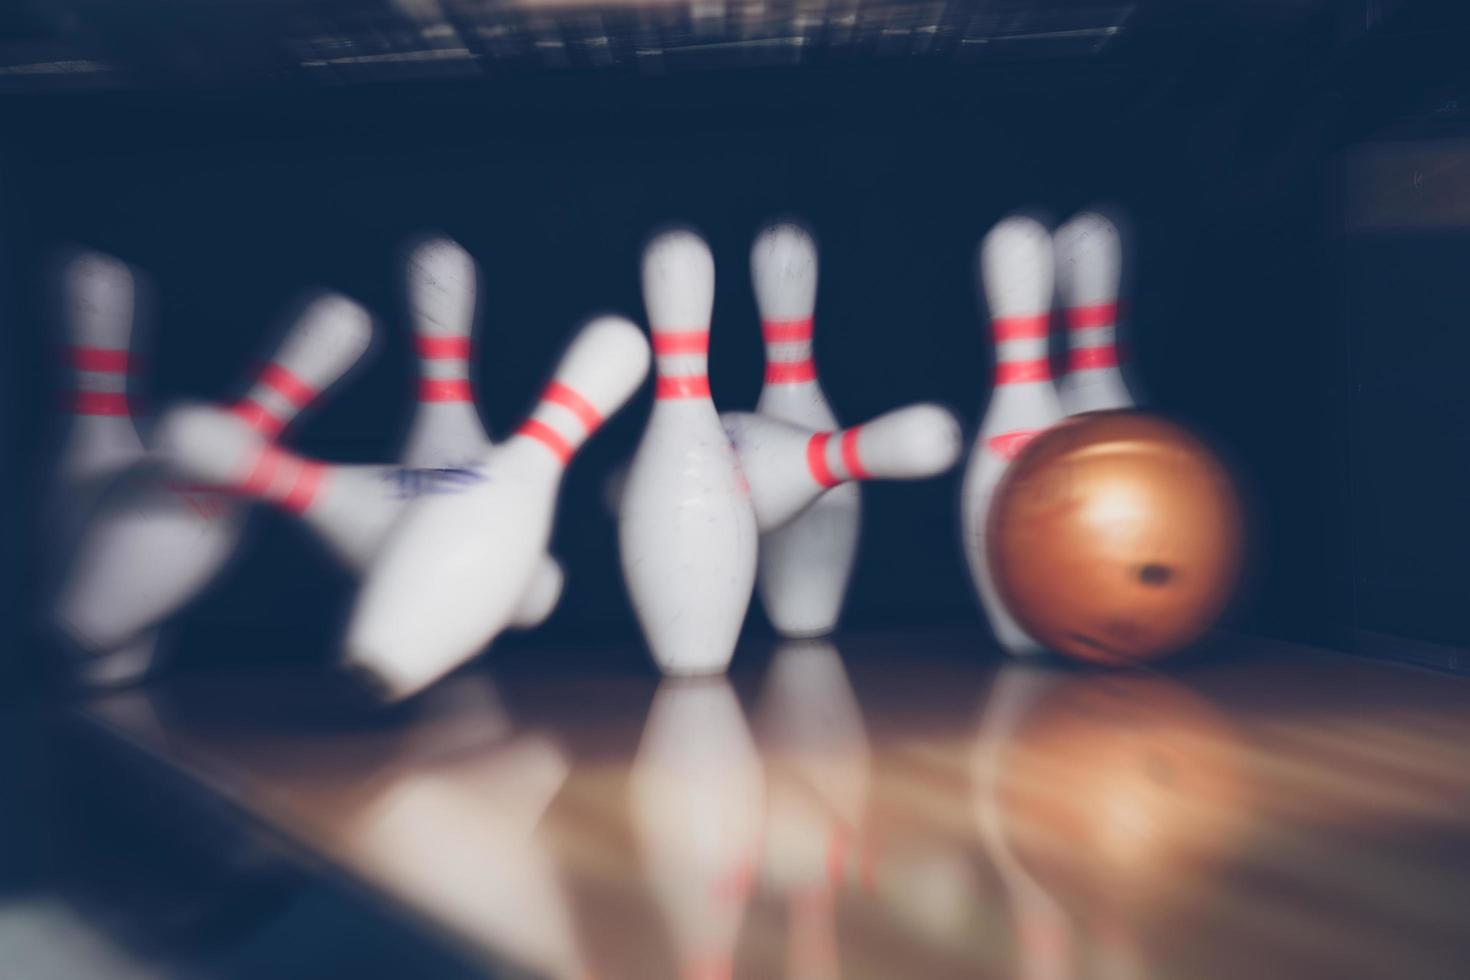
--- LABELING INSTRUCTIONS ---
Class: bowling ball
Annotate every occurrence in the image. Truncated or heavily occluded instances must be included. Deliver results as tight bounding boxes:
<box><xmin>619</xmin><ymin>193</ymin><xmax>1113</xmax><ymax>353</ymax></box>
<box><xmin>986</xmin><ymin>411</ymin><xmax>1242</xmax><ymax>665</ymax></box>
<box><xmin>994</xmin><ymin>672</ymin><xmax>1250</xmax><ymax>911</ymax></box>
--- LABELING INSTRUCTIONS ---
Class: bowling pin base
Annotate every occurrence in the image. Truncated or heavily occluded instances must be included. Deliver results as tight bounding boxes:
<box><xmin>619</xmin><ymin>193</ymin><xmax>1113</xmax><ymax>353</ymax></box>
<box><xmin>72</xmin><ymin>632</ymin><xmax>160</xmax><ymax>689</ymax></box>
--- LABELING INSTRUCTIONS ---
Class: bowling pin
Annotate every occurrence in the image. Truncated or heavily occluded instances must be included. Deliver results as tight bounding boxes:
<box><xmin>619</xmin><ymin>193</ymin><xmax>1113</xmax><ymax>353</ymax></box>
<box><xmin>1054</xmin><ymin>209</ymin><xmax>1134</xmax><ymax>415</ymax></box>
<box><xmin>54</xmin><ymin>293</ymin><xmax>373</xmax><ymax>665</ymax></box>
<box><xmin>153</xmin><ymin>403</ymin><xmax>562</xmax><ymax>629</ymax></box>
<box><xmin>48</xmin><ymin>250</ymin><xmax>159</xmax><ymax>684</ymax></box>
<box><xmin>630</xmin><ymin>680</ymin><xmax>764</xmax><ymax>980</ymax></box>
<box><xmin>620</xmin><ymin>229</ymin><xmax>757</xmax><ymax>676</ymax></box>
<box><xmin>750</xmin><ymin>223</ymin><xmax>861</xmax><ymax>638</ymax></box>
<box><xmin>721</xmin><ymin>403</ymin><xmax>962</xmax><ymax>533</ymax></box>
<box><xmin>52</xmin><ymin>249</ymin><xmax>146</xmax><ymax>517</ymax></box>
<box><xmin>345</xmin><ymin>315</ymin><xmax>650</xmax><ymax>702</ymax></box>
<box><xmin>960</xmin><ymin>214</ymin><xmax>1063</xmax><ymax>656</ymax></box>
<box><xmin>396</xmin><ymin>233</ymin><xmax>566</xmax><ymax>622</ymax></box>
<box><xmin>400</xmin><ymin>235</ymin><xmax>493</xmax><ymax>468</ymax></box>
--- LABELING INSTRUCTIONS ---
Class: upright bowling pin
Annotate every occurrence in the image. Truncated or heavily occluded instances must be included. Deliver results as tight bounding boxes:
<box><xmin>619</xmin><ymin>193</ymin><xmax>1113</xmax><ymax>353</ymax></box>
<box><xmin>54</xmin><ymin>293</ymin><xmax>372</xmax><ymax>663</ymax></box>
<box><xmin>721</xmin><ymin>403</ymin><xmax>962</xmax><ymax>533</ymax></box>
<box><xmin>400</xmin><ymin>235</ymin><xmax>492</xmax><ymax>468</ymax></box>
<box><xmin>48</xmin><ymin>250</ymin><xmax>156</xmax><ymax>684</ymax></box>
<box><xmin>1054</xmin><ymin>209</ymin><xmax>1134</xmax><ymax>415</ymax></box>
<box><xmin>153</xmin><ymin>403</ymin><xmax>561</xmax><ymax>630</ymax></box>
<box><xmin>960</xmin><ymin>215</ymin><xmax>1063</xmax><ymax>656</ymax></box>
<box><xmin>630</xmin><ymin>680</ymin><xmax>764</xmax><ymax>980</ymax></box>
<box><xmin>52</xmin><ymin>249</ymin><xmax>146</xmax><ymax>518</ymax></box>
<box><xmin>750</xmin><ymin>223</ymin><xmax>861</xmax><ymax>638</ymax></box>
<box><xmin>345</xmin><ymin>315</ymin><xmax>649</xmax><ymax>702</ymax></box>
<box><xmin>620</xmin><ymin>229</ymin><xmax>757</xmax><ymax>676</ymax></box>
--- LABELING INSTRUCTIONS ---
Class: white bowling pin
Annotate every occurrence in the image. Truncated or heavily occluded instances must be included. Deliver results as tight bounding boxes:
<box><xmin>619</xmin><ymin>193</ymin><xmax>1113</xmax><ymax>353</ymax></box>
<box><xmin>54</xmin><ymin>293</ymin><xmax>373</xmax><ymax>662</ymax></box>
<box><xmin>400</xmin><ymin>235</ymin><xmax>493</xmax><ymax>468</ymax></box>
<box><xmin>153</xmin><ymin>402</ymin><xmax>562</xmax><ymax>629</ymax></box>
<box><xmin>397</xmin><ymin>233</ymin><xmax>565</xmax><ymax>624</ymax></box>
<box><xmin>751</xmin><ymin>223</ymin><xmax>861</xmax><ymax>638</ymax></box>
<box><xmin>53</xmin><ymin>248</ymin><xmax>146</xmax><ymax>507</ymax></box>
<box><xmin>630</xmin><ymin>680</ymin><xmax>764</xmax><ymax>980</ymax></box>
<box><xmin>48</xmin><ymin>250</ymin><xmax>160</xmax><ymax>684</ymax></box>
<box><xmin>960</xmin><ymin>215</ymin><xmax>1064</xmax><ymax>656</ymax></box>
<box><xmin>721</xmin><ymin>403</ymin><xmax>962</xmax><ymax>533</ymax></box>
<box><xmin>620</xmin><ymin>229</ymin><xmax>758</xmax><ymax>676</ymax></box>
<box><xmin>1054</xmin><ymin>209</ymin><xmax>1134</xmax><ymax>415</ymax></box>
<box><xmin>345</xmin><ymin>315</ymin><xmax>649</xmax><ymax>702</ymax></box>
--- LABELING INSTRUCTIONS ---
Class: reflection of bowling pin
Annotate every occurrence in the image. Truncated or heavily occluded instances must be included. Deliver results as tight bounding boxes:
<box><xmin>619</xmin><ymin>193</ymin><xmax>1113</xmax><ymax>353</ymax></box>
<box><xmin>960</xmin><ymin>215</ymin><xmax>1063</xmax><ymax>656</ymax></box>
<box><xmin>750</xmin><ymin>223</ymin><xmax>861</xmax><ymax>639</ymax></box>
<box><xmin>55</xmin><ymin>293</ymin><xmax>373</xmax><ymax>674</ymax></box>
<box><xmin>1054</xmin><ymin>210</ymin><xmax>1134</xmax><ymax>415</ymax></box>
<box><xmin>722</xmin><ymin>404</ymin><xmax>962</xmax><ymax>533</ymax></box>
<box><xmin>755</xmin><ymin>640</ymin><xmax>870</xmax><ymax>979</ymax></box>
<box><xmin>345</xmin><ymin>316</ymin><xmax>649</xmax><ymax>702</ymax></box>
<box><xmin>49</xmin><ymin>250</ymin><xmax>157</xmax><ymax>684</ymax></box>
<box><xmin>620</xmin><ymin>229</ymin><xmax>757</xmax><ymax>676</ymax></box>
<box><xmin>154</xmin><ymin>403</ymin><xmax>561</xmax><ymax>628</ymax></box>
<box><xmin>400</xmin><ymin>235</ymin><xmax>493</xmax><ymax>468</ymax></box>
<box><xmin>340</xmin><ymin>733</ymin><xmax>587</xmax><ymax>980</ymax></box>
<box><xmin>972</xmin><ymin>665</ymin><xmax>1073</xmax><ymax>980</ymax></box>
<box><xmin>630</xmin><ymin>680</ymin><xmax>764</xmax><ymax>980</ymax></box>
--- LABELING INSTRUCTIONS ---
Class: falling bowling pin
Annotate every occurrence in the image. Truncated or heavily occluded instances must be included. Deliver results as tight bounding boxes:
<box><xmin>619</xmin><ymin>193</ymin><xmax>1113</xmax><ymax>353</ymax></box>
<box><xmin>154</xmin><ymin>402</ymin><xmax>562</xmax><ymax>629</ymax></box>
<box><xmin>721</xmin><ymin>403</ymin><xmax>962</xmax><ymax>533</ymax></box>
<box><xmin>54</xmin><ymin>293</ymin><xmax>373</xmax><ymax>664</ymax></box>
<box><xmin>960</xmin><ymin>215</ymin><xmax>1063</xmax><ymax>656</ymax></box>
<box><xmin>1054</xmin><ymin>209</ymin><xmax>1134</xmax><ymax>415</ymax></box>
<box><xmin>750</xmin><ymin>223</ymin><xmax>861</xmax><ymax>639</ymax></box>
<box><xmin>345</xmin><ymin>315</ymin><xmax>650</xmax><ymax>702</ymax></box>
<box><xmin>620</xmin><ymin>229</ymin><xmax>758</xmax><ymax>676</ymax></box>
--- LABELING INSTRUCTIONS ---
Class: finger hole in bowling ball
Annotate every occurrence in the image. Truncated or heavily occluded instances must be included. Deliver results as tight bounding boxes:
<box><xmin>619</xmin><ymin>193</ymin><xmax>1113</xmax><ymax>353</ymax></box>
<box><xmin>1138</xmin><ymin>563</ymin><xmax>1172</xmax><ymax>586</ymax></box>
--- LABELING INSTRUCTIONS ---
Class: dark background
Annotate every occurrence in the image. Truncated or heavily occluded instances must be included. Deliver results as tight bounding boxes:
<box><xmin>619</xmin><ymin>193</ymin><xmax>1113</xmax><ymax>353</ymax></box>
<box><xmin>5</xmin><ymin>0</ymin><xmax>1470</xmax><ymax>691</ymax></box>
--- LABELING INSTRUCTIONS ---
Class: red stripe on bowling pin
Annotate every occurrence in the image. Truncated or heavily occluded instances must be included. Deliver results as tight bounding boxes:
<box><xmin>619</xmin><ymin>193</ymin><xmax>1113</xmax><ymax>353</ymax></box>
<box><xmin>415</xmin><ymin>335</ymin><xmax>474</xmax><ymax>403</ymax></box>
<box><xmin>229</xmin><ymin>364</ymin><xmax>320</xmax><ymax>438</ymax></box>
<box><xmin>653</xmin><ymin>328</ymin><xmax>712</xmax><ymax>401</ymax></box>
<box><xmin>1065</xmin><ymin>302</ymin><xmax>1118</xmax><ymax>330</ymax></box>
<box><xmin>515</xmin><ymin>380</ymin><xmax>607</xmax><ymax>464</ymax></box>
<box><xmin>66</xmin><ymin>345</ymin><xmax>134</xmax><ymax>416</ymax></box>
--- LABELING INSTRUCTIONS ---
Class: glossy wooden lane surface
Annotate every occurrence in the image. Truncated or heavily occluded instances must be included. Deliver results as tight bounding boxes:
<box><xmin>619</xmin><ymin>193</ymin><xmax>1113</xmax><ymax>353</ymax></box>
<box><xmin>76</xmin><ymin>629</ymin><xmax>1470</xmax><ymax>979</ymax></box>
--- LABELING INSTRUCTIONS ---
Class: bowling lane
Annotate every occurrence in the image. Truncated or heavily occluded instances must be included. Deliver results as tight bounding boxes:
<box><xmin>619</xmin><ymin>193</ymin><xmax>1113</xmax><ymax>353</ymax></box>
<box><xmin>71</xmin><ymin>629</ymin><xmax>1470</xmax><ymax>979</ymax></box>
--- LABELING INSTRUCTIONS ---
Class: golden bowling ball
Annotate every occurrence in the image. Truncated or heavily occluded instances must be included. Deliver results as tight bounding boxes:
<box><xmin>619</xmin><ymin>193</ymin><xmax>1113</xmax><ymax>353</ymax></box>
<box><xmin>986</xmin><ymin>411</ymin><xmax>1242</xmax><ymax>665</ymax></box>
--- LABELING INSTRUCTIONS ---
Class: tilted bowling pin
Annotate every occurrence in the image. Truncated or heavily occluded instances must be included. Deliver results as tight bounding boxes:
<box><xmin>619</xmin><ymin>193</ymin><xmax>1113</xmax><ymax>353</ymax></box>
<box><xmin>54</xmin><ymin>293</ymin><xmax>373</xmax><ymax>666</ymax></box>
<box><xmin>400</xmin><ymin>235</ymin><xmax>493</xmax><ymax>468</ymax></box>
<box><xmin>620</xmin><ymin>229</ymin><xmax>758</xmax><ymax>676</ymax></box>
<box><xmin>345</xmin><ymin>315</ymin><xmax>650</xmax><ymax>702</ymax></box>
<box><xmin>960</xmin><ymin>215</ymin><xmax>1064</xmax><ymax>656</ymax></box>
<box><xmin>721</xmin><ymin>403</ymin><xmax>962</xmax><ymax>533</ymax></box>
<box><xmin>630</xmin><ymin>680</ymin><xmax>764</xmax><ymax>980</ymax></box>
<box><xmin>1054</xmin><ymin>209</ymin><xmax>1134</xmax><ymax>415</ymax></box>
<box><xmin>750</xmin><ymin>223</ymin><xmax>861</xmax><ymax>638</ymax></box>
<box><xmin>153</xmin><ymin>403</ymin><xmax>561</xmax><ymax>629</ymax></box>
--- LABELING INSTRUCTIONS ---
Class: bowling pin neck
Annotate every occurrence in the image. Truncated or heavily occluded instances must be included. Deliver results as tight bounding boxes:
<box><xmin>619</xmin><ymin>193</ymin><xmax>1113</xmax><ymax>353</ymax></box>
<box><xmin>63</xmin><ymin>344</ymin><xmax>138</xmax><ymax>421</ymax></box>
<box><xmin>508</xmin><ymin>379</ymin><xmax>610</xmax><ymax>470</ymax></box>
<box><xmin>803</xmin><ymin>429</ymin><xmax>872</xmax><ymax>488</ymax></box>
<box><xmin>651</xmin><ymin>328</ymin><xmax>712</xmax><ymax>401</ymax></box>
<box><xmin>414</xmin><ymin>334</ymin><xmax>475</xmax><ymax>404</ymax></box>
<box><xmin>223</xmin><ymin>442</ymin><xmax>332</xmax><ymax>516</ymax></box>
<box><xmin>762</xmin><ymin>316</ymin><xmax>817</xmax><ymax>387</ymax></box>
<box><xmin>1064</xmin><ymin>302</ymin><xmax>1123</xmax><ymax>374</ymax></box>
<box><xmin>229</xmin><ymin>361</ymin><xmax>324</xmax><ymax>439</ymax></box>
<box><xmin>990</xmin><ymin>312</ymin><xmax>1052</xmax><ymax>388</ymax></box>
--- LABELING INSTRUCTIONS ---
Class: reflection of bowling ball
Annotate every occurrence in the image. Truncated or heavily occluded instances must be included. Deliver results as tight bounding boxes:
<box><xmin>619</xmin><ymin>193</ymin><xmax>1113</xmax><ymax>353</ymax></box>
<box><xmin>995</xmin><ymin>673</ymin><xmax>1248</xmax><ymax>910</ymax></box>
<box><xmin>987</xmin><ymin>411</ymin><xmax>1242</xmax><ymax>665</ymax></box>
